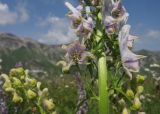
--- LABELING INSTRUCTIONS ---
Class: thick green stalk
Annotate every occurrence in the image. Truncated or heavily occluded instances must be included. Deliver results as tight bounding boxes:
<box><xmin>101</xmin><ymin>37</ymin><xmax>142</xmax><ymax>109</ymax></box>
<box><xmin>98</xmin><ymin>53</ymin><xmax>109</xmax><ymax>114</ymax></box>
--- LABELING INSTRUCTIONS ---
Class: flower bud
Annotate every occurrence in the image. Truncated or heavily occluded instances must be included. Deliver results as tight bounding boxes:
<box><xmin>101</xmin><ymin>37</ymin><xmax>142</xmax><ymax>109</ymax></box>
<box><xmin>37</xmin><ymin>82</ymin><xmax>41</xmax><ymax>90</ymax></box>
<box><xmin>137</xmin><ymin>86</ymin><xmax>144</xmax><ymax>94</ymax></box>
<box><xmin>40</xmin><ymin>88</ymin><xmax>49</xmax><ymax>98</ymax></box>
<box><xmin>12</xmin><ymin>92</ymin><xmax>23</xmax><ymax>103</ymax></box>
<box><xmin>43</xmin><ymin>99</ymin><xmax>55</xmax><ymax>111</ymax></box>
<box><xmin>136</xmin><ymin>75</ymin><xmax>145</xmax><ymax>83</ymax></box>
<box><xmin>27</xmin><ymin>89</ymin><xmax>37</xmax><ymax>99</ymax></box>
<box><xmin>133</xmin><ymin>97</ymin><xmax>141</xmax><ymax>110</ymax></box>
<box><xmin>1</xmin><ymin>74</ymin><xmax>10</xmax><ymax>81</ymax></box>
<box><xmin>126</xmin><ymin>89</ymin><xmax>134</xmax><ymax>98</ymax></box>
<box><xmin>122</xmin><ymin>107</ymin><xmax>130</xmax><ymax>114</ymax></box>
<box><xmin>62</xmin><ymin>66</ymin><xmax>70</xmax><ymax>73</ymax></box>
<box><xmin>118</xmin><ymin>99</ymin><xmax>126</xmax><ymax>107</ymax></box>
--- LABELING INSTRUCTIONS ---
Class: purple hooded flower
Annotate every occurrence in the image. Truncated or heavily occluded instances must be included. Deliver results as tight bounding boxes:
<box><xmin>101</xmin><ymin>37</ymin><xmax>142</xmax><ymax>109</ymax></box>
<box><xmin>111</xmin><ymin>0</ymin><xmax>126</xmax><ymax>19</ymax></box>
<box><xmin>65</xmin><ymin>2</ymin><xmax>94</xmax><ymax>37</ymax></box>
<box><xmin>103</xmin><ymin>0</ymin><xmax>129</xmax><ymax>34</ymax></box>
<box><xmin>65</xmin><ymin>2</ymin><xmax>82</xmax><ymax>22</ymax></box>
<box><xmin>75</xmin><ymin>17</ymin><xmax>94</xmax><ymax>36</ymax></box>
<box><xmin>67</xmin><ymin>42</ymin><xmax>86</xmax><ymax>63</ymax></box>
<box><xmin>104</xmin><ymin>16</ymin><xmax>118</xmax><ymax>34</ymax></box>
<box><xmin>57</xmin><ymin>41</ymin><xmax>94</xmax><ymax>72</ymax></box>
<box><xmin>118</xmin><ymin>25</ymin><xmax>145</xmax><ymax>78</ymax></box>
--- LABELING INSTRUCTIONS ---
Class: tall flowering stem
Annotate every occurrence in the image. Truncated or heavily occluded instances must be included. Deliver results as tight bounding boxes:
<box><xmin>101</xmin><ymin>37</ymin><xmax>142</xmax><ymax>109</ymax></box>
<box><xmin>62</xmin><ymin>0</ymin><xmax>146</xmax><ymax>114</ymax></box>
<box><xmin>98</xmin><ymin>53</ymin><xmax>109</xmax><ymax>114</ymax></box>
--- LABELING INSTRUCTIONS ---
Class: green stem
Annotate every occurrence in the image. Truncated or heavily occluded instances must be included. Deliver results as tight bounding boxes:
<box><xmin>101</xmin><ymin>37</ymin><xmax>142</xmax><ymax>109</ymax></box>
<box><xmin>98</xmin><ymin>53</ymin><xmax>109</xmax><ymax>114</ymax></box>
<box><xmin>37</xmin><ymin>98</ymin><xmax>46</xmax><ymax>114</ymax></box>
<box><xmin>114</xmin><ymin>88</ymin><xmax>133</xmax><ymax>105</ymax></box>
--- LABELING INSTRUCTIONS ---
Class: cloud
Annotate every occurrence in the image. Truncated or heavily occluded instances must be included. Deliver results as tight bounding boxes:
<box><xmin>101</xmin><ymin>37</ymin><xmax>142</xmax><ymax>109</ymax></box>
<box><xmin>0</xmin><ymin>3</ymin><xmax>18</xmax><ymax>25</ymax></box>
<box><xmin>16</xmin><ymin>2</ymin><xmax>29</xmax><ymax>22</ymax></box>
<box><xmin>38</xmin><ymin>16</ymin><xmax>77</xmax><ymax>44</ymax></box>
<box><xmin>147</xmin><ymin>30</ymin><xmax>160</xmax><ymax>39</ymax></box>
<box><xmin>134</xmin><ymin>29</ymin><xmax>160</xmax><ymax>51</ymax></box>
<box><xmin>0</xmin><ymin>2</ymin><xmax>29</xmax><ymax>25</ymax></box>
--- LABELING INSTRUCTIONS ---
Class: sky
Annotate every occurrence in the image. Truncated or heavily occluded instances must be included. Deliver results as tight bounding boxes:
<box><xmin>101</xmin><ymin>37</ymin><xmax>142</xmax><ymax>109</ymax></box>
<box><xmin>0</xmin><ymin>0</ymin><xmax>160</xmax><ymax>51</ymax></box>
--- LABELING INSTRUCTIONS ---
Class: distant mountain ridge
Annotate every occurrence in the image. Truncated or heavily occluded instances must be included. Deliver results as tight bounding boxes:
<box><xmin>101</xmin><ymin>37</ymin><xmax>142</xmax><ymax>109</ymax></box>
<box><xmin>0</xmin><ymin>32</ymin><xmax>159</xmax><ymax>78</ymax></box>
<box><xmin>0</xmin><ymin>32</ymin><xmax>64</xmax><ymax>77</ymax></box>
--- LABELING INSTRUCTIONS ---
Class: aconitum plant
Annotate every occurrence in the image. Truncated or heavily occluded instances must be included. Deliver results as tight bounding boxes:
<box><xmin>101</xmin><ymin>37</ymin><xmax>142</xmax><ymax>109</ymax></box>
<box><xmin>0</xmin><ymin>67</ymin><xmax>56</xmax><ymax>114</ymax></box>
<box><xmin>58</xmin><ymin>0</ymin><xmax>146</xmax><ymax>114</ymax></box>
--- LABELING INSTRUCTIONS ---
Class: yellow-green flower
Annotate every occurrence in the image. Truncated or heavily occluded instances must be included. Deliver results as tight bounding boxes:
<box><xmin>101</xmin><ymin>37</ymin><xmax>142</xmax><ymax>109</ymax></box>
<box><xmin>5</xmin><ymin>87</ymin><xmax>15</xmax><ymax>93</ymax></box>
<box><xmin>122</xmin><ymin>107</ymin><xmax>130</xmax><ymax>114</ymax></box>
<box><xmin>136</xmin><ymin>75</ymin><xmax>145</xmax><ymax>83</ymax></box>
<box><xmin>27</xmin><ymin>89</ymin><xmax>37</xmax><ymax>99</ymax></box>
<box><xmin>12</xmin><ymin>77</ymin><xmax>22</xmax><ymax>87</ymax></box>
<box><xmin>137</xmin><ymin>86</ymin><xmax>144</xmax><ymax>94</ymax></box>
<box><xmin>126</xmin><ymin>89</ymin><xmax>134</xmax><ymax>99</ymax></box>
<box><xmin>3</xmin><ymin>80</ymin><xmax>12</xmax><ymax>89</ymax></box>
<box><xmin>12</xmin><ymin>92</ymin><xmax>23</xmax><ymax>103</ymax></box>
<box><xmin>118</xmin><ymin>99</ymin><xmax>126</xmax><ymax>107</ymax></box>
<box><xmin>25</xmin><ymin>78</ymin><xmax>37</xmax><ymax>87</ymax></box>
<box><xmin>9</xmin><ymin>67</ymin><xmax>25</xmax><ymax>77</ymax></box>
<box><xmin>43</xmin><ymin>99</ymin><xmax>55</xmax><ymax>111</ymax></box>
<box><xmin>133</xmin><ymin>97</ymin><xmax>141</xmax><ymax>110</ymax></box>
<box><xmin>51</xmin><ymin>111</ymin><xmax>57</xmax><ymax>114</ymax></box>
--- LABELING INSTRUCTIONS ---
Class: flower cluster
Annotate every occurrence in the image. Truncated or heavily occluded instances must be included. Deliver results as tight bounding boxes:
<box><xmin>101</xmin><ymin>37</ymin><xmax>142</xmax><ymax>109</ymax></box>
<box><xmin>104</xmin><ymin>0</ymin><xmax>145</xmax><ymax>79</ymax></box>
<box><xmin>65</xmin><ymin>2</ymin><xmax>94</xmax><ymax>37</ymax></box>
<box><xmin>0</xmin><ymin>67</ymin><xmax>56</xmax><ymax>114</ymax></box>
<box><xmin>124</xmin><ymin>75</ymin><xmax>146</xmax><ymax>114</ymax></box>
<box><xmin>104</xmin><ymin>0</ymin><xmax>129</xmax><ymax>34</ymax></box>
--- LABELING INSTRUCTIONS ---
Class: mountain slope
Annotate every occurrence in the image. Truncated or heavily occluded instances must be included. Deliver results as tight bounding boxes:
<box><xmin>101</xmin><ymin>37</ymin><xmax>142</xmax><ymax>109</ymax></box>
<box><xmin>0</xmin><ymin>33</ymin><xmax>64</xmax><ymax>77</ymax></box>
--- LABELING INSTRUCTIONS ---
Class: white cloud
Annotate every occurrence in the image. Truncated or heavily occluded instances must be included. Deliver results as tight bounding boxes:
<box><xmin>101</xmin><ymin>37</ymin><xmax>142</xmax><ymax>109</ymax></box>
<box><xmin>0</xmin><ymin>2</ymin><xmax>29</xmax><ymax>25</ymax></box>
<box><xmin>16</xmin><ymin>3</ymin><xmax>29</xmax><ymax>22</ymax></box>
<box><xmin>38</xmin><ymin>16</ymin><xmax>77</xmax><ymax>44</ymax></box>
<box><xmin>134</xmin><ymin>29</ymin><xmax>160</xmax><ymax>51</ymax></box>
<box><xmin>0</xmin><ymin>3</ymin><xmax>18</xmax><ymax>25</ymax></box>
<box><xmin>147</xmin><ymin>30</ymin><xmax>160</xmax><ymax>39</ymax></box>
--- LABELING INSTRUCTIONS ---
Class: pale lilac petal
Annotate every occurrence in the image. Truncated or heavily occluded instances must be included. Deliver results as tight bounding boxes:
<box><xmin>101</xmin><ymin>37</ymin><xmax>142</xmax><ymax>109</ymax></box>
<box><xmin>124</xmin><ymin>59</ymin><xmax>140</xmax><ymax>72</ymax></box>
<box><xmin>75</xmin><ymin>23</ymin><xmax>84</xmax><ymax>36</ymax></box>
<box><xmin>65</xmin><ymin>2</ymin><xmax>81</xmax><ymax>20</ymax></box>
<box><xmin>127</xmin><ymin>35</ymin><xmax>138</xmax><ymax>48</ymax></box>
<box><xmin>103</xmin><ymin>0</ymin><xmax>114</xmax><ymax>16</ymax></box>
<box><xmin>118</xmin><ymin>25</ymin><xmax>145</xmax><ymax>78</ymax></box>
<box><xmin>75</xmin><ymin>17</ymin><xmax>94</xmax><ymax>36</ymax></box>
<box><xmin>65</xmin><ymin>2</ymin><xmax>80</xmax><ymax>15</ymax></box>
<box><xmin>76</xmin><ymin>5</ymin><xmax>83</xmax><ymax>12</ymax></box>
<box><xmin>104</xmin><ymin>16</ymin><xmax>116</xmax><ymax>26</ymax></box>
<box><xmin>82</xmin><ymin>17</ymin><xmax>94</xmax><ymax>32</ymax></box>
<box><xmin>104</xmin><ymin>16</ymin><xmax>118</xmax><ymax>34</ymax></box>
